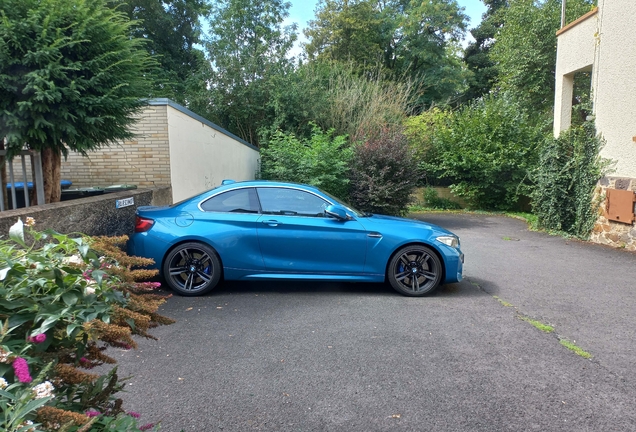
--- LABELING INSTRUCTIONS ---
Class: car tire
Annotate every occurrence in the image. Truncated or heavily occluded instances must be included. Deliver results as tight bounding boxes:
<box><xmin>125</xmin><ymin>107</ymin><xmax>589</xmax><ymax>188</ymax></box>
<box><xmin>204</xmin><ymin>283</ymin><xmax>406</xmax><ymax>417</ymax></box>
<box><xmin>387</xmin><ymin>245</ymin><xmax>442</xmax><ymax>296</ymax></box>
<box><xmin>162</xmin><ymin>242</ymin><xmax>222</xmax><ymax>296</ymax></box>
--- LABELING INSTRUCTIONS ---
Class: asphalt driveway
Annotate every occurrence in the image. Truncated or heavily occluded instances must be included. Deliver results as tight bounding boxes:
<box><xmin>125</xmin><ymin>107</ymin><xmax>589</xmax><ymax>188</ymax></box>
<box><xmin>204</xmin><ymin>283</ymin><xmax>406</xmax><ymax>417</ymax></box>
<box><xmin>112</xmin><ymin>213</ymin><xmax>636</xmax><ymax>431</ymax></box>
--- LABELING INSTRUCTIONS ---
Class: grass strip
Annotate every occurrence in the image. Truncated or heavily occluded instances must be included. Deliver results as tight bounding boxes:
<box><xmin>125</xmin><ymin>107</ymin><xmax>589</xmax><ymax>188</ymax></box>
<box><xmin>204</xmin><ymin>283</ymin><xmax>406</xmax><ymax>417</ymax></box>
<box><xmin>560</xmin><ymin>339</ymin><xmax>592</xmax><ymax>359</ymax></box>
<box><xmin>518</xmin><ymin>315</ymin><xmax>554</xmax><ymax>333</ymax></box>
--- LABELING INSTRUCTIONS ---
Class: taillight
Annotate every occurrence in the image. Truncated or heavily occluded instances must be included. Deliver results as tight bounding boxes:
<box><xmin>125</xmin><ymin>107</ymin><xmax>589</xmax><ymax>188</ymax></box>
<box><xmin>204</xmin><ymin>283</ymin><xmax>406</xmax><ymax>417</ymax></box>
<box><xmin>135</xmin><ymin>216</ymin><xmax>155</xmax><ymax>232</ymax></box>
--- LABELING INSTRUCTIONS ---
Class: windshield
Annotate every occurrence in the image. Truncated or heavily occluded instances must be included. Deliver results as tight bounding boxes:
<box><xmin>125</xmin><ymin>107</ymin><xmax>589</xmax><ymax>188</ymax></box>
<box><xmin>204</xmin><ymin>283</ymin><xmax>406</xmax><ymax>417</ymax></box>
<box><xmin>321</xmin><ymin>191</ymin><xmax>370</xmax><ymax>217</ymax></box>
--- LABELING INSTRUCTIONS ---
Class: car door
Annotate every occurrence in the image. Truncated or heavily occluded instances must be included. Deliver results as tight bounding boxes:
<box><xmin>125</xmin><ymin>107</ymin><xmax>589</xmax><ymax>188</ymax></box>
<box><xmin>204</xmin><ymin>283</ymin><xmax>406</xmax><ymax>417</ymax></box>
<box><xmin>255</xmin><ymin>186</ymin><xmax>368</xmax><ymax>274</ymax></box>
<box><xmin>196</xmin><ymin>187</ymin><xmax>265</xmax><ymax>271</ymax></box>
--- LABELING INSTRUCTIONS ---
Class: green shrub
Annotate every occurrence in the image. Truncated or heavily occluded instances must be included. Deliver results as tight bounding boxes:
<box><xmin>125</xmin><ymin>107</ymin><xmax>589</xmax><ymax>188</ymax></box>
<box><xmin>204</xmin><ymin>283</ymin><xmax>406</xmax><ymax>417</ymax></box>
<box><xmin>259</xmin><ymin>125</ymin><xmax>353</xmax><ymax>200</ymax></box>
<box><xmin>0</xmin><ymin>218</ymin><xmax>169</xmax><ymax>431</ymax></box>
<box><xmin>422</xmin><ymin>187</ymin><xmax>462</xmax><ymax>210</ymax></box>
<box><xmin>428</xmin><ymin>94</ymin><xmax>543</xmax><ymax>210</ymax></box>
<box><xmin>531</xmin><ymin>121</ymin><xmax>610</xmax><ymax>238</ymax></box>
<box><xmin>349</xmin><ymin>127</ymin><xmax>418</xmax><ymax>216</ymax></box>
<box><xmin>403</xmin><ymin>108</ymin><xmax>452</xmax><ymax>185</ymax></box>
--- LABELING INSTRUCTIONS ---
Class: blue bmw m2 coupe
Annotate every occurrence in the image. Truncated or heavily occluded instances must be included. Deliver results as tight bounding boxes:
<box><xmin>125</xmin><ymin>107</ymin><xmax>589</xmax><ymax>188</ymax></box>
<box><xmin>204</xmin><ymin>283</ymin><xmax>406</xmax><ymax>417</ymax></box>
<box><xmin>129</xmin><ymin>180</ymin><xmax>464</xmax><ymax>296</ymax></box>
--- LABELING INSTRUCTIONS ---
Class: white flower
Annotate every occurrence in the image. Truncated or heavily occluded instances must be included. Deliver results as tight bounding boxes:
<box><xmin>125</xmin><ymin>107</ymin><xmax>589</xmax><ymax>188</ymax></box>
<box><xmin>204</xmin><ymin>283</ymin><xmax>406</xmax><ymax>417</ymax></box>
<box><xmin>63</xmin><ymin>255</ymin><xmax>84</xmax><ymax>266</ymax></box>
<box><xmin>32</xmin><ymin>381</ymin><xmax>55</xmax><ymax>399</ymax></box>
<box><xmin>0</xmin><ymin>377</ymin><xmax>8</xmax><ymax>389</ymax></box>
<box><xmin>20</xmin><ymin>420</ymin><xmax>35</xmax><ymax>432</ymax></box>
<box><xmin>85</xmin><ymin>286</ymin><xmax>96</xmax><ymax>295</ymax></box>
<box><xmin>25</xmin><ymin>217</ymin><xmax>36</xmax><ymax>227</ymax></box>
<box><xmin>0</xmin><ymin>347</ymin><xmax>10</xmax><ymax>363</ymax></box>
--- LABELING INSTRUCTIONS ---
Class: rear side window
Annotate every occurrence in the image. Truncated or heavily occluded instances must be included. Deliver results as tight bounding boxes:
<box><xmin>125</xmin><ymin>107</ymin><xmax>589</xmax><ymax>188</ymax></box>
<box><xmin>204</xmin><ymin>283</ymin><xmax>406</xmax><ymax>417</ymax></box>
<box><xmin>200</xmin><ymin>188</ymin><xmax>260</xmax><ymax>213</ymax></box>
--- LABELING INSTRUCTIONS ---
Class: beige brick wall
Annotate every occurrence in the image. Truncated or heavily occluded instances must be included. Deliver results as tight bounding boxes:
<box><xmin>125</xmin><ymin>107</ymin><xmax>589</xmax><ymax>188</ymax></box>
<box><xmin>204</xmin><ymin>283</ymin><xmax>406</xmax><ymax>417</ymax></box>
<box><xmin>60</xmin><ymin>105</ymin><xmax>171</xmax><ymax>188</ymax></box>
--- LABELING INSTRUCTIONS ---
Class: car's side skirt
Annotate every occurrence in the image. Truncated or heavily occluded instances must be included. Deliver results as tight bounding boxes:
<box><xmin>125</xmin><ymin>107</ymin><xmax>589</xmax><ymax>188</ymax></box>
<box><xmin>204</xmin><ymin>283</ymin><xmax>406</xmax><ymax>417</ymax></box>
<box><xmin>224</xmin><ymin>268</ymin><xmax>385</xmax><ymax>283</ymax></box>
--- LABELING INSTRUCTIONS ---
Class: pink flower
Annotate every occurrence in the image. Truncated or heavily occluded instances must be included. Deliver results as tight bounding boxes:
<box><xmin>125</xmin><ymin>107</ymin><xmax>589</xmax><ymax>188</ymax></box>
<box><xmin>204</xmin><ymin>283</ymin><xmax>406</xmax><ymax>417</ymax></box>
<box><xmin>127</xmin><ymin>411</ymin><xmax>141</xmax><ymax>418</ymax></box>
<box><xmin>139</xmin><ymin>424</ymin><xmax>155</xmax><ymax>431</ymax></box>
<box><xmin>79</xmin><ymin>357</ymin><xmax>88</xmax><ymax>363</ymax></box>
<box><xmin>12</xmin><ymin>357</ymin><xmax>32</xmax><ymax>383</ymax></box>
<box><xmin>135</xmin><ymin>282</ymin><xmax>161</xmax><ymax>291</ymax></box>
<box><xmin>85</xmin><ymin>410</ymin><xmax>101</xmax><ymax>418</ymax></box>
<box><xmin>28</xmin><ymin>334</ymin><xmax>46</xmax><ymax>344</ymax></box>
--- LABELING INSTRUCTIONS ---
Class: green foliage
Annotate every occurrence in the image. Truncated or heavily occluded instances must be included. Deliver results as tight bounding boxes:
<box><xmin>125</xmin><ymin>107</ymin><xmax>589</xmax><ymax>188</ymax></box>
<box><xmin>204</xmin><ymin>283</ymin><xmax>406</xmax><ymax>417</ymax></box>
<box><xmin>264</xmin><ymin>61</ymin><xmax>334</xmax><ymax>140</ymax></box>
<box><xmin>0</xmin><ymin>363</ymin><xmax>52</xmax><ymax>432</ymax></box>
<box><xmin>462</xmin><ymin>0</ymin><xmax>505</xmax><ymax>101</ymax></box>
<box><xmin>490</xmin><ymin>0</ymin><xmax>594</xmax><ymax>115</ymax></box>
<box><xmin>0</xmin><ymin>0</ymin><xmax>155</xmax><ymax>157</ymax></box>
<box><xmin>304</xmin><ymin>0</ymin><xmax>384</xmax><ymax>67</ymax></box>
<box><xmin>111</xmin><ymin>0</ymin><xmax>210</xmax><ymax>104</ymax></box>
<box><xmin>417</xmin><ymin>94</ymin><xmax>542</xmax><ymax>210</ymax></box>
<box><xmin>0</xmin><ymin>219</ymin><xmax>170</xmax><ymax>431</ymax></box>
<box><xmin>349</xmin><ymin>127</ymin><xmax>418</xmax><ymax>216</ymax></box>
<box><xmin>193</xmin><ymin>0</ymin><xmax>297</xmax><ymax>145</ymax></box>
<box><xmin>422</xmin><ymin>187</ymin><xmax>462</xmax><ymax>210</ymax></box>
<box><xmin>304</xmin><ymin>0</ymin><xmax>469</xmax><ymax>107</ymax></box>
<box><xmin>403</xmin><ymin>107</ymin><xmax>452</xmax><ymax>183</ymax></box>
<box><xmin>259</xmin><ymin>126</ymin><xmax>352</xmax><ymax>200</ymax></box>
<box><xmin>531</xmin><ymin>121</ymin><xmax>609</xmax><ymax>238</ymax></box>
<box><xmin>317</xmin><ymin>63</ymin><xmax>414</xmax><ymax>141</ymax></box>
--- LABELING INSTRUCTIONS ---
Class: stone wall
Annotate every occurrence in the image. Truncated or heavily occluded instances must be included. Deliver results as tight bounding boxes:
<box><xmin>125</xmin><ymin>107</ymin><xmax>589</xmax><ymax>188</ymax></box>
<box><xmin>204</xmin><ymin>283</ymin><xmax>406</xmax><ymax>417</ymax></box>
<box><xmin>591</xmin><ymin>176</ymin><xmax>636</xmax><ymax>251</ymax></box>
<box><xmin>59</xmin><ymin>105</ymin><xmax>172</xmax><ymax>188</ymax></box>
<box><xmin>0</xmin><ymin>187</ymin><xmax>171</xmax><ymax>238</ymax></box>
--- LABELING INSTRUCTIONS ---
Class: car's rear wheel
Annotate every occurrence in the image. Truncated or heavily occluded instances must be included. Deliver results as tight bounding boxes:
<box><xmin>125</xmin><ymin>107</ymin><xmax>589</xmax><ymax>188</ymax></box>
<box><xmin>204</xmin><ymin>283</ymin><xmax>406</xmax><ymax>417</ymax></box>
<box><xmin>388</xmin><ymin>245</ymin><xmax>442</xmax><ymax>296</ymax></box>
<box><xmin>163</xmin><ymin>242</ymin><xmax>221</xmax><ymax>296</ymax></box>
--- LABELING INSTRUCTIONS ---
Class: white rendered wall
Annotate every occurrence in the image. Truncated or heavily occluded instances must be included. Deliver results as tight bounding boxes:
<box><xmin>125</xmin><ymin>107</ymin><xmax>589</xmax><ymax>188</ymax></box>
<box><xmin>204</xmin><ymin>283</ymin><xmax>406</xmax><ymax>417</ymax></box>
<box><xmin>166</xmin><ymin>105</ymin><xmax>260</xmax><ymax>202</ymax></box>
<box><xmin>592</xmin><ymin>0</ymin><xmax>636</xmax><ymax>179</ymax></box>
<box><xmin>553</xmin><ymin>10</ymin><xmax>597</xmax><ymax>135</ymax></box>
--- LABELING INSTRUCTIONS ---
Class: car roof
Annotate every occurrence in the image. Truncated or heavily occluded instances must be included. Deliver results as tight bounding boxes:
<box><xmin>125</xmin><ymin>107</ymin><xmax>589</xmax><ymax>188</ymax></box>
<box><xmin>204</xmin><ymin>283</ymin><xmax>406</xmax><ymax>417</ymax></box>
<box><xmin>217</xmin><ymin>180</ymin><xmax>322</xmax><ymax>193</ymax></box>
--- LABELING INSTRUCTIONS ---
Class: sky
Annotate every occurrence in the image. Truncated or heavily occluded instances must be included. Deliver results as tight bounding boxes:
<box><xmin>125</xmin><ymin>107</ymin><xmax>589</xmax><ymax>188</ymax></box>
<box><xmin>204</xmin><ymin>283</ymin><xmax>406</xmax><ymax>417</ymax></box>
<box><xmin>285</xmin><ymin>0</ymin><xmax>488</xmax><ymax>54</ymax></box>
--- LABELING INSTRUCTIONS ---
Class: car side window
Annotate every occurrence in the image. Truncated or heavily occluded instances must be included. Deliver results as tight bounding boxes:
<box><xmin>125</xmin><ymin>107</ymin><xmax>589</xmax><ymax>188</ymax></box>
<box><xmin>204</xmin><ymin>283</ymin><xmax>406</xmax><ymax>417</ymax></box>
<box><xmin>200</xmin><ymin>188</ymin><xmax>260</xmax><ymax>213</ymax></box>
<box><xmin>257</xmin><ymin>187</ymin><xmax>329</xmax><ymax>217</ymax></box>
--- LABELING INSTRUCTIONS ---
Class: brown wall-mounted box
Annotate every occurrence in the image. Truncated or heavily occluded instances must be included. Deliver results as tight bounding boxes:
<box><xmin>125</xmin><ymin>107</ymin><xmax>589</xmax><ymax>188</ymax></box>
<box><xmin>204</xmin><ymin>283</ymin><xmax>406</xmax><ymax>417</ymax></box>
<box><xmin>605</xmin><ymin>188</ymin><xmax>636</xmax><ymax>224</ymax></box>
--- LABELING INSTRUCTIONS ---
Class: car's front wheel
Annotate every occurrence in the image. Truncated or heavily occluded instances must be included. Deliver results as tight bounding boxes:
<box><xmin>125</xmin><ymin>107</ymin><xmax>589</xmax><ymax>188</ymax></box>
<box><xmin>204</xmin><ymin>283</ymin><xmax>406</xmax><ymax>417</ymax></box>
<box><xmin>163</xmin><ymin>242</ymin><xmax>221</xmax><ymax>296</ymax></box>
<box><xmin>388</xmin><ymin>245</ymin><xmax>442</xmax><ymax>296</ymax></box>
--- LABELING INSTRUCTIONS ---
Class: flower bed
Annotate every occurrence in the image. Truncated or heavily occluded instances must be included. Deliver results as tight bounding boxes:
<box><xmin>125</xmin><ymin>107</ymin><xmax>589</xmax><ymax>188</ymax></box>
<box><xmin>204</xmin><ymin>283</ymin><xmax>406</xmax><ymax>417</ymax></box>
<box><xmin>0</xmin><ymin>218</ymin><xmax>174</xmax><ymax>431</ymax></box>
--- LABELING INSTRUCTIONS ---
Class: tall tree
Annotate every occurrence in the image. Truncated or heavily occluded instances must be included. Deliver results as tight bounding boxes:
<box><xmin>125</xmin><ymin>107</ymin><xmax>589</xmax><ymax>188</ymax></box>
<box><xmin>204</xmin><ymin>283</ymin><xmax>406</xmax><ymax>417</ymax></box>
<box><xmin>304</xmin><ymin>0</ymin><xmax>469</xmax><ymax>107</ymax></box>
<box><xmin>304</xmin><ymin>0</ymin><xmax>385</xmax><ymax>67</ymax></box>
<box><xmin>462</xmin><ymin>0</ymin><xmax>506</xmax><ymax>101</ymax></box>
<box><xmin>195</xmin><ymin>0</ymin><xmax>297</xmax><ymax>144</ymax></box>
<box><xmin>111</xmin><ymin>0</ymin><xmax>210</xmax><ymax>104</ymax></box>
<box><xmin>490</xmin><ymin>0</ymin><xmax>593</xmax><ymax>115</ymax></box>
<box><xmin>0</xmin><ymin>0</ymin><xmax>154</xmax><ymax>203</ymax></box>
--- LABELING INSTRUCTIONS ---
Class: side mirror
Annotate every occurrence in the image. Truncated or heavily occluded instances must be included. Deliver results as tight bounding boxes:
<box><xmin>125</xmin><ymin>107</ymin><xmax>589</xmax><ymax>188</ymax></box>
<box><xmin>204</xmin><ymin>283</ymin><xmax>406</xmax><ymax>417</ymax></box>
<box><xmin>325</xmin><ymin>204</ymin><xmax>350</xmax><ymax>221</ymax></box>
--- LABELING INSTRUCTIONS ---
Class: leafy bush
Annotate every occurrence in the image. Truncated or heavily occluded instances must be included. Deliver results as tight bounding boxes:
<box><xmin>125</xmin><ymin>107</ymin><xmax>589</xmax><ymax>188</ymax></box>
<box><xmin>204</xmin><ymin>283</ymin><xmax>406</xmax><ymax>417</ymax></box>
<box><xmin>403</xmin><ymin>108</ymin><xmax>452</xmax><ymax>185</ymax></box>
<box><xmin>531</xmin><ymin>121</ymin><xmax>610</xmax><ymax>237</ymax></box>
<box><xmin>421</xmin><ymin>94</ymin><xmax>543</xmax><ymax>210</ymax></box>
<box><xmin>349</xmin><ymin>127</ymin><xmax>418</xmax><ymax>216</ymax></box>
<box><xmin>422</xmin><ymin>187</ymin><xmax>462</xmax><ymax>210</ymax></box>
<box><xmin>259</xmin><ymin>125</ymin><xmax>353</xmax><ymax>200</ymax></box>
<box><xmin>0</xmin><ymin>218</ymin><xmax>171</xmax><ymax>431</ymax></box>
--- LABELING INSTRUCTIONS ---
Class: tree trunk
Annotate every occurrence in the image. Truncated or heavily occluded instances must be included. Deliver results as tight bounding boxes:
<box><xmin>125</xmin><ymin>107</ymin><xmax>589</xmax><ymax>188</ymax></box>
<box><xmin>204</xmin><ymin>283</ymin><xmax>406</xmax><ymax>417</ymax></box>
<box><xmin>40</xmin><ymin>148</ymin><xmax>62</xmax><ymax>204</ymax></box>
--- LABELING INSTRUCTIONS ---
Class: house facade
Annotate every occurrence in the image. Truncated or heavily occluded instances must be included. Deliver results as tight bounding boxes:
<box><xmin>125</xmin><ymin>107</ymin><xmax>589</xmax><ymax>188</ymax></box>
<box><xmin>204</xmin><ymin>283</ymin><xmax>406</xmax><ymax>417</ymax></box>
<box><xmin>554</xmin><ymin>1</ymin><xmax>636</xmax><ymax>250</ymax></box>
<box><xmin>61</xmin><ymin>99</ymin><xmax>260</xmax><ymax>203</ymax></box>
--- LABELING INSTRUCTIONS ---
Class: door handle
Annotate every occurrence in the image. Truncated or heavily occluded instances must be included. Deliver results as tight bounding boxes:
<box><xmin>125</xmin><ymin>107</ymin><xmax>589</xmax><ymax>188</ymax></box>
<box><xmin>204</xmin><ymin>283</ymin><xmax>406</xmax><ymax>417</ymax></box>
<box><xmin>262</xmin><ymin>220</ymin><xmax>280</xmax><ymax>227</ymax></box>
<box><xmin>368</xmin><ymin>232</ymin><xmax>382</xmax><ymax>238</ymax></box>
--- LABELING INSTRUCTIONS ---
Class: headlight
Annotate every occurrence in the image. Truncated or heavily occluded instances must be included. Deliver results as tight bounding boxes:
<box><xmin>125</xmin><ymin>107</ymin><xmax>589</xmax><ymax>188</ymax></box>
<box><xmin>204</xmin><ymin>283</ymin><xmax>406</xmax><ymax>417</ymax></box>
<box><xmin>436</xmin><ymin>235</ymin><xmax>459</xmax><ymax>248</ymax></box>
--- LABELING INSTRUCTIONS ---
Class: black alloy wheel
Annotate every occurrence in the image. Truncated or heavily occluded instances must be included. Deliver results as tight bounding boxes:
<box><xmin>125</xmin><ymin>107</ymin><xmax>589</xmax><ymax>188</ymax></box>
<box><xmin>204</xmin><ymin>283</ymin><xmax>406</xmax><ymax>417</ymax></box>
<box><xmin>388</xmin><ymin>245</ymin><xmax>442</xmax><ymax>296</ymax></box>
<box><xmin>162</xmin><ymin>242</ymin><xmax>221</xmax><ymax>296</ymax></box>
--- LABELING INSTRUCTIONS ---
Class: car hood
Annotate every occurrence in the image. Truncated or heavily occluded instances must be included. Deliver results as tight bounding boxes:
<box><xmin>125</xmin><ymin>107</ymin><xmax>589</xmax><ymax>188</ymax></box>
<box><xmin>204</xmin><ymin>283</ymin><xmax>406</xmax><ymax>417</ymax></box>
<box><xmin>358</xmin><ymin>214</ymin><xmax>454</xmax><ymax>236</ymax></box>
